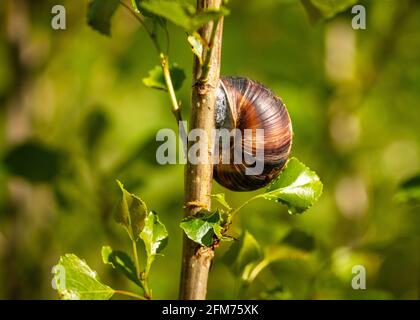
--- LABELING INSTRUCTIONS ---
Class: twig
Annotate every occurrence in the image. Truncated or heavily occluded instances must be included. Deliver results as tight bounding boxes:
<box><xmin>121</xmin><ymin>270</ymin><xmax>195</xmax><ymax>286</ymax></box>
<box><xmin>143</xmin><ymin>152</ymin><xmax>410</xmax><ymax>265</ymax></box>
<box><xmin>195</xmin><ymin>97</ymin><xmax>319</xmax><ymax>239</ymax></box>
<box><xmin>161</xmin><ymin>54</ymin><xmax>182</xmax><ymax>122</ymax></box>
<box><xmin>200</xmin><ymin>21</ymin><xmax>219</xmax><ymax>81</ymax></box>
<box><xmin>119</xmin><ymin>1</ymin><xmax>185</xmax><ymax>147</ymax></box>
<box><xmin>119</xmin><ymin>0</ymin><xmax>161</xmax><ymax>53</ymax></box>
<box><xmin>179</xmin><ymin>0</ymin><xmax>224</xmax><ymax>300</ymax></box>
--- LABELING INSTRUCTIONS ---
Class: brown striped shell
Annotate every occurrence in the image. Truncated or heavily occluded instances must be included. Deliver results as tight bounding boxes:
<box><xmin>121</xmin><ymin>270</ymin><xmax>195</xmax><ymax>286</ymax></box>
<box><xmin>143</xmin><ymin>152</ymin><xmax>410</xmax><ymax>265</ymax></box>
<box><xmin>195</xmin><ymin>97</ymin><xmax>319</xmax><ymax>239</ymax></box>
<box><xmin>213</xmin><ymin>76</ymin><xmax>293</xmax><ymax>191</ymax></box>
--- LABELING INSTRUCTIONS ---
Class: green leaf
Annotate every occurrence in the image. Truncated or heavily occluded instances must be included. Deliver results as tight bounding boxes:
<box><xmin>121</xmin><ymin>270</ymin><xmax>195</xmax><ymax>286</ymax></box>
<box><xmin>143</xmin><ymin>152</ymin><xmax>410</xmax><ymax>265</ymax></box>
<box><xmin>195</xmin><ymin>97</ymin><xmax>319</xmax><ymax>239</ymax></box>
<box><xmin>143</xmin><ymin>65</ymin><xmax>186</xmax><ymax>91</ymax></box>
<box><xmin>139</xmin><ymin>0</ymin><xmax>193</xmax><ymax>30</ymax></box>
<box><xmin>262</xmin><ymin>157</ymin><xmax>323</xmax><ymax>214</ymax></box>
<box><xmin>87</xmin><ymin>0</ymin><xmax>120</xmax><ymax>36</ymax></box>
<box><xmin>134</xmin><ymin>0</ymin><xmax>166</xmax><ymax>24</ymax></box>
<box><xmin>188</xmin><ymin>32</ymin><xmax>204</xmax><ymax>65</ymax></box>
<box><xmin>139</xmin><ymin>0</ymin><xmax>229</xmax><ymax>32</ymax></box>
<box><xmin>301</xmin><ymin>0</ymin><xmax>358</xmax><ymax>23</ymax></box>
<box><xmin>101</xmin><ymin>246</ymin><xmax>142</xmax><ymax>287</ymax></box>
<box><xmin>52</xmin><ymin>254</ymin><xmax>114</xmax><ymax>300</ymax></box>
<box><xmin>223</xmin><ymin>231</ymin><xmax>263</xmax><ymax>282</ymax></box>
<box><xmin>131</xmin><ymin>0</ymin><xmax>141</xmax><ymax>13</ymax></box>
<box><xmin>3</xmin><ymin>140</ymin><xmax>63</xmax><ymax>183</ymax></box>
<box><xmin>140</xmin><ymin>211</ymin><xmax>168</xmax><ymax>258</ymax></box>
<box><xmin>210</xmin><ymin>193</ymin><xmax>232</xmax><ymax>211</ymax></box>
<box><xmin>180</xmin><ymin>210</ymin><xmax>231</xmax><ymax>247</ymax></box>
<box><xmin>395</xmin><ymin>174</ymin><xmax>420</xmax><ymax>205</ymax></box>
<box><xmin>115</xmin><ymin>180</ymin><xmax>147</xmax><ymax>241</ymax></box>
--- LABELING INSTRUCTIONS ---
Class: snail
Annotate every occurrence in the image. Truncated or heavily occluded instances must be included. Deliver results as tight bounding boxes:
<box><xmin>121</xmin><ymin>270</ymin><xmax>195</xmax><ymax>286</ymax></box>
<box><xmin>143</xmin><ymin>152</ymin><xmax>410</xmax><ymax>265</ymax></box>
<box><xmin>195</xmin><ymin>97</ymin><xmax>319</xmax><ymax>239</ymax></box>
<box><xmin>213</xmin><ymin>76</ymin><xmax>293</xmax><ymax>191</ymax></box>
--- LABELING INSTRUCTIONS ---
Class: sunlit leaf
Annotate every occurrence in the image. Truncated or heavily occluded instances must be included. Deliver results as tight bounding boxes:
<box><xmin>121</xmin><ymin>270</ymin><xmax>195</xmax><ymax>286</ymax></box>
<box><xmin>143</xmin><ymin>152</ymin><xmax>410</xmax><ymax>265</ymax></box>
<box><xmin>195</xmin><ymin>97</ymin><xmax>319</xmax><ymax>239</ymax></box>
<box><xmin>223</xmin><ymin>231</ymin><xmax>263</xmax><ymax>282</ymax></box>
<box><xmin>188</xmin><ymin>32</ymin><xmax>204</xmax><ymax>65</ymax></box>
<box><xmin>139</xmin><ymin>0</ymin><xmax>229</xmax><ymax>32</ymax></box>
<box><xmin>101</xmin><ymin>246</ymin><xmax>142</xmax><ymax>287</ymax></box>
<box><xmin>87</xmin><ymin>0</ymin><xmax>120</xmax><ymax>36</ymax></box>
<box><xmin>180</xmin><ymin>210</ymin><xmax>231</xmax><ymax>247</ymax></box>
<box><xmin>133</xmin><ymin>0</ymin><xmax>166</xmax><ymax>24</ymax></box>
<box><xmin>262</xmin><ymin>157</ymin><xmax>323</xmax><ymax>214</ymax></box>
<box><xmin>210</xmin><ymin>193</ymin><xmax>232</xmax><ymax>211</ymax></box>
<box><xmin>140</xmin><ymin>211</ymin><xmax>168</xmax><ymax>258</ymax></box>
<box><xmin>115</xmin><ymin>180</ymin><xmax>147</xmax><ymax>241</ymax></box>
<box><xmin>142</xmin><ymin>65</ymin><xmax>186</xmax><ymax>91</ymax></box>
<box><xmin>131</xmin><ymin>0</ymin><xmax>141</xmax><ymax>13</ymax></box>
<box><xmin>52</xmin><ymin>254</ymin><xmax>114</xmax><ymax>300</ymax></box>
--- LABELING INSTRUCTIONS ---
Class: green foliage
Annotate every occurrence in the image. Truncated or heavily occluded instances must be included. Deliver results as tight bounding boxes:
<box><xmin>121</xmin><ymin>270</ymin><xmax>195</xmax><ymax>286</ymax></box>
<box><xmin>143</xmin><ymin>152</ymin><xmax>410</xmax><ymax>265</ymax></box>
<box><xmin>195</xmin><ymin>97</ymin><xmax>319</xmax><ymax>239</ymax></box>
<box><xmin>115</xmin><ymin>180</ymin><xmax>147</xmax><ymax>241</ymax></box>
<box><xmin>395</xmin><ymin>174</ymin><xmax>420</xmax><ymax>205</ymax></box>
<box><xmin>210</xmin><ymin>193</ymin><xmax>232</xmax><ymax>211</ymax></box>
<box><xmin>301</xmin><ymin>0</ymin><xmax>358</xmax><ymax>23</ymax></box>
<box><xmin>87</xmin><ymin>0</ymin><xmax>120</xmax><ymax>36</ymax></box>
<box><xmin>131</xmin><ymin>0</ymin><xmax>141</xmax><ymax>13</ymax></box>
<box><xmin>180</xmin><ymin>210</ymin><xmax>232</xmax><ymax>247</ymax></box>
<box><xmin>132</xmin><ymin>0</ymin><xmax>166</xmax><ymax>23</ymax></box>
<box><xmin>3</xmin><ymin>0</ymin><xmax>418</xmax><ymax>301</ymax></box>
<box><xmin>3</xmin><ymin>140</ymin><xmax>63</xmax><ymax>183</ymax></box>
<box><xmin>140</xmin><ymin>211</ymin><xmax>168</xmax><ymax>263</ymax></box>
<box><xmin>182</xmin><ymin>158</ymin><xmax>322</xmax><ymax>247</ymax></box>
<box><xmin>101</xmin><ymin>246</ymin><xmax>142</xmax><ymax>287</ymax></box>
<box><xmin>52</xmin><ymin>254</ymin><xmax>114</xmax><ymax>300</ymax></box>
<box><xmin>53</xmin><ymin>183</ymin><xmax>168</xmax><ymax>299</ymax></box>
<box><xmin>187</xmin><ymin>32</ymin><xmax>204</xmax><ymax>65</ymax></box>
<box><xmin>263</xmin><ymin>157</ymin><xmax>323</xmax><ymax>214</ymax></box>
<box><xmin>223</xmin><ymin>231</ymin><xmax>263</xmax><ymax>283</ymax></box>
<box><xmin>112</xmin><ymin>182</ymin><xmax>168</xmax><ymax>298</ymax></box>
<box><xmin>143</xmin><ymin>65</ymin><xmax>186</xmax><ymax>91</ymax></box>
<box><xmin>223</xmin><ymin>229</ymin><xmax>313</xmax><ymax>292</ymax></box>
<box><xmin>139</xmin><ymin>0</ymin><xmax>229</xmax><ymax>32</ymax></box>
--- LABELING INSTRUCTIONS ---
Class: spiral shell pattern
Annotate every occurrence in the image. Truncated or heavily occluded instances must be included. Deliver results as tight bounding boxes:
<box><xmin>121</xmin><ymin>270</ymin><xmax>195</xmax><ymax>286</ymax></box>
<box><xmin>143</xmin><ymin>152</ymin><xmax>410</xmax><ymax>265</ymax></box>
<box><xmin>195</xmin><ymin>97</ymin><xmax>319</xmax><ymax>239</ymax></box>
<box><xmin>213</xmin><ymin>76</ymin><xmax>293</xmax><ymax>191</ymax></box>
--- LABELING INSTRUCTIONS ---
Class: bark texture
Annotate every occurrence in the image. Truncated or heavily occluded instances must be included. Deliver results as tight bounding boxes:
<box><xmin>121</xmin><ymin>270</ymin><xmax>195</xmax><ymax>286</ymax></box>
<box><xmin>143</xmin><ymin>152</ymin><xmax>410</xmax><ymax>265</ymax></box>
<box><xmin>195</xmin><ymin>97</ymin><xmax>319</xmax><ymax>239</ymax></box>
<box><xmin>179</xmin><ymin>0</ymin><xmax>224</xmax><ymax>300</ymax></box>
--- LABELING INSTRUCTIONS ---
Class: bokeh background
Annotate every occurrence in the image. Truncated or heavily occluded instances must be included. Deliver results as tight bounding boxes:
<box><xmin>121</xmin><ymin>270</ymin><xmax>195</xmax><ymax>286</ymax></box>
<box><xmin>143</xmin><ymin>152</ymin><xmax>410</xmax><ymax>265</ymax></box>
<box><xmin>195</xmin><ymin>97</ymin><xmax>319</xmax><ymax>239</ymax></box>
<box><xmin>0</xmin><ymin>0</ymin><xmax>419</xmax><ymax>299</ymax></box>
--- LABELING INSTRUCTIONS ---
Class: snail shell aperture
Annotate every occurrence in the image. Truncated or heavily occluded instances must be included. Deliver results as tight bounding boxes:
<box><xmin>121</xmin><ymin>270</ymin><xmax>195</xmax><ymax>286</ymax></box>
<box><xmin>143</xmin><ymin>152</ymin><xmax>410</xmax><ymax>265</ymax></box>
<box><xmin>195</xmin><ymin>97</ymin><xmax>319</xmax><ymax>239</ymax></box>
<box><xmin>213</xmin><ymin>76</ymin><xmax>293</xmax><ymax>191</ymax></box>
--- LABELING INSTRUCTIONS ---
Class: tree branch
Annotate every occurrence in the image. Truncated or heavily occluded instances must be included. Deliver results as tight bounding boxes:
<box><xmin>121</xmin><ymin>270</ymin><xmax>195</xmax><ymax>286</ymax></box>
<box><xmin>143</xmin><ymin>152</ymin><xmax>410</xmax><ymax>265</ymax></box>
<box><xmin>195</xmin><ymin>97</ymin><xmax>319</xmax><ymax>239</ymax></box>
<box><xmin>179</xmin><ymin>0</ymin><xmax>224</xmax><ymax>300</ymax></box>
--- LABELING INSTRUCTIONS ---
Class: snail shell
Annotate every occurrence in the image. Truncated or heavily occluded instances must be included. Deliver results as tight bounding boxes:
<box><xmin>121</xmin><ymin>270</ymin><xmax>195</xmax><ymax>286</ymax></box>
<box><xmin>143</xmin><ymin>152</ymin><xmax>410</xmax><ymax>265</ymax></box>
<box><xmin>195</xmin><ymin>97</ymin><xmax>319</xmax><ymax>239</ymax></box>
<box><xmin>213</xmin><ymin>76</ymin><xmax>293</xmax><ymax>191</ymax></box>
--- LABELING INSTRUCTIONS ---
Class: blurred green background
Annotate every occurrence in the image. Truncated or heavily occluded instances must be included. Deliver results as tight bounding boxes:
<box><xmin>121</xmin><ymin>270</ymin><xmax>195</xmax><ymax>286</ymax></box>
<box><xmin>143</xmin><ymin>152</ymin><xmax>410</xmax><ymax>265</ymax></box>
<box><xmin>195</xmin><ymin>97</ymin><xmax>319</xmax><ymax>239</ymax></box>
<box><xmin>0</xmin><ymin>0</ymin><xmax>419</xmax><ymax>299</ymax></box>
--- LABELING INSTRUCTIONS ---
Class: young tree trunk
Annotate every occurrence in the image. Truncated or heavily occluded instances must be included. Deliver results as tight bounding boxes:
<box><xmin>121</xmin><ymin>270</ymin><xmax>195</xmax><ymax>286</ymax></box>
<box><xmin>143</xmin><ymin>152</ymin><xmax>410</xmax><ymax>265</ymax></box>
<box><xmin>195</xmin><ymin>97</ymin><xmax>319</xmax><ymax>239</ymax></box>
<box><xmin>179</xmin><ymin>0</ymin><xmax>224</xmax><ymax>300</ymax></box>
